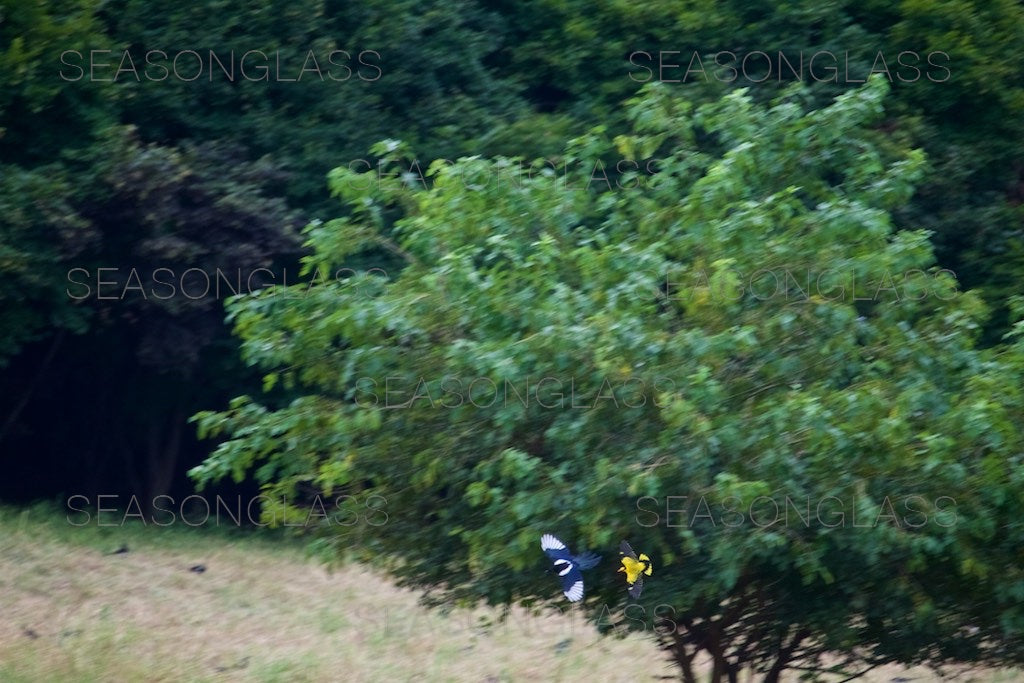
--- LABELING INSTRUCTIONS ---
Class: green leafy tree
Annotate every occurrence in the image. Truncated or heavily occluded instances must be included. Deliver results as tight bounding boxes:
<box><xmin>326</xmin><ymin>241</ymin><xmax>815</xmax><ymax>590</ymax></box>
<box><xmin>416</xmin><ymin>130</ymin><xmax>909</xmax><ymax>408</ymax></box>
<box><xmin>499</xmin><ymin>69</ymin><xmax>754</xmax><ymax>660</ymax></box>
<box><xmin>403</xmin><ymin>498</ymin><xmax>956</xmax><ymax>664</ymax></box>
<box><xmin>0</xmin><ymin>0</ymin><xmax>116</xmax><ymax>163</ymax></box>
<box><xmin>6</xmin><ymin>0</ymin><xmax>1022</xmax><ymax>508</ymax></box>
<box><xmin>0</xmin><ymin>0</ymin><xmax>110</xmax><ymax>449</ymax></box>
<box><xmin>97</xmin><ymin>0</ymin><xmax>529</xmax><ymax>216</ymax></box>
<box><xmin>484</xmin><ymin>0</ymin><xmax>1024</xmax><ymax>339</ymax></box>
<box><xmin>45</xmin><ymin>127</ymin><xmax>300</xmax><ymax>511</ymax></box>
<box><xmin>0</xmin><ymin>0</ymin><xmax>112</xmax><ymax>367</ymax></box>
<box><xmin>0</xmin><ymin>0</ymin><xmax>532</xmax><ymax>502</ymax></box>
<box><xmin>193</xmin><ymin>78</ymin><xmax>1024</xmax><ymax>680</ymax></box>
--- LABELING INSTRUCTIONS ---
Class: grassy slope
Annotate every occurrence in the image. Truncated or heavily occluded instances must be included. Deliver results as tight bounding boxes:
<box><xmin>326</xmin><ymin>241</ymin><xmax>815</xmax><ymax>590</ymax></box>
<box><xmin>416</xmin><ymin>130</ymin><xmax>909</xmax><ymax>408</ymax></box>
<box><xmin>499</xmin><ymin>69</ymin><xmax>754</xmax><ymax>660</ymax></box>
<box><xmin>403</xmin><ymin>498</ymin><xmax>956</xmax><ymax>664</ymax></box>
<box><xmin>0</xmin><ymin>505</ymin><xmax>1018</xmax><ymax>682</ymax></box>
<box><xmin>0</xmin><ymin>505</ymin><xmax>665</xmax><ymax>682</ymax></box>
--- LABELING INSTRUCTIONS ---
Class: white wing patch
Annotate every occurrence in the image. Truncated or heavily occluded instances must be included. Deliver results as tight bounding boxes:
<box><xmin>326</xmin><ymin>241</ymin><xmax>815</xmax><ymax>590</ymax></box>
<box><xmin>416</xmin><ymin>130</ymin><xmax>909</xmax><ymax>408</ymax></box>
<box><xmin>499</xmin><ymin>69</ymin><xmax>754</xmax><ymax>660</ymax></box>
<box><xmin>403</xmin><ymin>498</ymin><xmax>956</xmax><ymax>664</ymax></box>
<box><xmin>564</xmin><ymin>580</ymin><xmax>584</xmax><ymax>602</ymax></box>
<box><xmin>541</xmin><ymin>534</ymin><xmax>566</xmax><ymax>551</ymax></box>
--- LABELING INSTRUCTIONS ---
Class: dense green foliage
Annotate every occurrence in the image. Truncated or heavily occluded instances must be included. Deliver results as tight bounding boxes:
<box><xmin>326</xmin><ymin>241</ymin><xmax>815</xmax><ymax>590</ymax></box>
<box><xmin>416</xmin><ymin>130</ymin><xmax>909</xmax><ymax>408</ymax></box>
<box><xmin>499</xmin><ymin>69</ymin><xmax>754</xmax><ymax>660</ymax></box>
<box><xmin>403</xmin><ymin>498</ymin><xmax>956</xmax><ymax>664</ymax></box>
<box><xmin>193</xmin><ymin>79</ymin><xmax>1024</xmax><ymax>679</ymax></box>
<box><xmin>3</xmin><ymin>1</ymin><xmax>1024</xmax><ymax>678</ymax></box>
<box><xmin>0</xmin><ymin>0</ymin><xmax>534</xmax><ymax>498</ymax></box>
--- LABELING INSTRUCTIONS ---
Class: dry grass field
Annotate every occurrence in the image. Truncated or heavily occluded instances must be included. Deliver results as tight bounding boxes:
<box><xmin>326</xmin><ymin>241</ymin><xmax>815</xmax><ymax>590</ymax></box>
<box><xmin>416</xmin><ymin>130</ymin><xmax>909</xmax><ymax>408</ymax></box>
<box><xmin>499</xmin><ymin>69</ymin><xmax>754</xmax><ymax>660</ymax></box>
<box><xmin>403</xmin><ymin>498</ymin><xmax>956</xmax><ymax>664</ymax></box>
<box><xmin>0</xmin><ymin>505</ymin><xmax>1018</xmax><ymax>682</ymax></box>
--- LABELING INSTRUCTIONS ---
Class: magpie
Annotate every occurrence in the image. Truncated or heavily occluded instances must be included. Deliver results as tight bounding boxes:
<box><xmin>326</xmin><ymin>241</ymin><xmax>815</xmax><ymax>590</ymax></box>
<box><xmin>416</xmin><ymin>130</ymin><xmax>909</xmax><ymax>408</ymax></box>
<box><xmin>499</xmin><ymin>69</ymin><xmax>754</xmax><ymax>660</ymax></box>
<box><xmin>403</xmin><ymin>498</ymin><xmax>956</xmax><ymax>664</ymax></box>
<box><xmin>618</xmin><ymin>540</ymin><xmax>653</xmax><ymax>599</ymax></box>
<box><xmin>541</xmin><ymin>533</ymin><xmax>600</xmax><ymax>602</ymax></box>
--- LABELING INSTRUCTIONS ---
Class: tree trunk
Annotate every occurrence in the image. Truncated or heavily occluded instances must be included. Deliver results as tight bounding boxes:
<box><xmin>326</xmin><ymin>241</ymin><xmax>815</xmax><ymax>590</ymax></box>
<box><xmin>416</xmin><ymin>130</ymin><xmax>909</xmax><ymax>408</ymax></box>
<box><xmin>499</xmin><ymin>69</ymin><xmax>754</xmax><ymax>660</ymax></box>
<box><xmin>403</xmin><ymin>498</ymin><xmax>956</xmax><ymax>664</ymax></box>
<box><xmin>121</xmin><ymin>428</ymin><xmax>143</xmax><ymax>505</ymax></box>
<box><xmin>0</xmin><ymin>331</ymin><xmax>65</xmax><ymax>445</ymax></box>
<box><xmin>763</xmin><ymin>628</ymin><xmax>809</xmax><ymax>683</ymax></box>
<box><xmin>669</xmin><ymin>629</ymin><xmax>698</xmax><ymax>683</ymax></box>
<box><xmin>141</xmin><ymin>407</ymin><xmax>185</xmax><ymax>520</ymax></box>
<box><xmin>710</xmin><ymin>638</ymin><xmax>726</xmax><ymax>682</ymax></box>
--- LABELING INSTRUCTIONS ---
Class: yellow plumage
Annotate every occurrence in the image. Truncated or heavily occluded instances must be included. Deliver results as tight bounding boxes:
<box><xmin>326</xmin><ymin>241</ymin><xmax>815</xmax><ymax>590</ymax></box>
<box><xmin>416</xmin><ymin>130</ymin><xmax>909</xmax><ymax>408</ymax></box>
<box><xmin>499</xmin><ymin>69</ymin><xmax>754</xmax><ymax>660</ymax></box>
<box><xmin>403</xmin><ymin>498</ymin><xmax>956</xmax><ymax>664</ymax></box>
<box><xmin>618</xmin><ymin>557</ymin><xmax>643</xmax><ymax>581</ymax></box>
<box><xmin>618</xmin><ymin>540</ymin><xmax>654</xmax><ymax>598</ymax></box>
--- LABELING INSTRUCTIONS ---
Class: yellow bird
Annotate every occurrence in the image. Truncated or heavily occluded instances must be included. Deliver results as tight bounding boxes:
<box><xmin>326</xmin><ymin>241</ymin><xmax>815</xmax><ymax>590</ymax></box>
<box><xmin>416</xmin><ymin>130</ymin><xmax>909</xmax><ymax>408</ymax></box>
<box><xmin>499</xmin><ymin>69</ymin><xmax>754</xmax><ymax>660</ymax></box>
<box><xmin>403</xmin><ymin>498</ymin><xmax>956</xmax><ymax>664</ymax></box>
<box><xmin>618</xmin><ymin>540</ymin><xmax>653</xmax><ymax>599</ymax></box>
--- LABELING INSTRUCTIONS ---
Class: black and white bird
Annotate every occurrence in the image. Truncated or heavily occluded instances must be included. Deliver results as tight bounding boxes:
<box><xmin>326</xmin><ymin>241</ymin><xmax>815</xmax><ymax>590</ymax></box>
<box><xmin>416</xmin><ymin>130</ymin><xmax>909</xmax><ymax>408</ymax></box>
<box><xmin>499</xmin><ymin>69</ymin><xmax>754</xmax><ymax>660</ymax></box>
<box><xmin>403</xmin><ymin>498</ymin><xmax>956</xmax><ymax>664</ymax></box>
<box><xmin>541</xmin><ymin>533</ymin><xmax>600</xmax><ymax>602</ymax></box>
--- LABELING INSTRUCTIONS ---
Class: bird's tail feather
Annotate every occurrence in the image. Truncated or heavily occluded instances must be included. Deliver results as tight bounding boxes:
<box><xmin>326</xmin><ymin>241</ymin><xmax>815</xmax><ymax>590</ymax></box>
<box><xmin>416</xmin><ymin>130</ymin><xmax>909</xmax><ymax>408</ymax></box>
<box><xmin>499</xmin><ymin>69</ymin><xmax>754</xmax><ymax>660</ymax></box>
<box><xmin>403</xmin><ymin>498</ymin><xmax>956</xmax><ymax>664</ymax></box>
<box><xmin>575</xmin><ymin>552</ymin><xmax>600</xmax><ymax>570</ymax></box>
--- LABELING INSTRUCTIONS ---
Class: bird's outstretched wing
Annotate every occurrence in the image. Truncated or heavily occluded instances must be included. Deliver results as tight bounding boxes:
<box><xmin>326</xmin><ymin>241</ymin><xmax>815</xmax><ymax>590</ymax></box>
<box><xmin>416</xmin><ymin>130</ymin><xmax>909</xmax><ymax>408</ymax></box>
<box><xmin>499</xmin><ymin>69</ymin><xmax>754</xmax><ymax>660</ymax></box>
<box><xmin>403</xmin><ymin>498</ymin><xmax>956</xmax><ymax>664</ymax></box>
<box><xmin>620</xmin><ymin>540</ymin><xmax>638</xmax><ymax>560</ymax></box>
<box><xmin>542</xmin><ymin>534</ymin><xmax>586</xmax><ymax>601</ymax></box>
<box><xmin>541</xmin><ymin>533</ymin><xmax>571</xmax><ymax>560</ymax></box>
<box><xmin>559</xmin><ymin>564</ymin><xmax>585</xmax><ymax>601</ymax></box>
<box><xmin>627</xmin><ymin>574</ymin><xmax>644</xmax><ymax>599</ymax></box>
